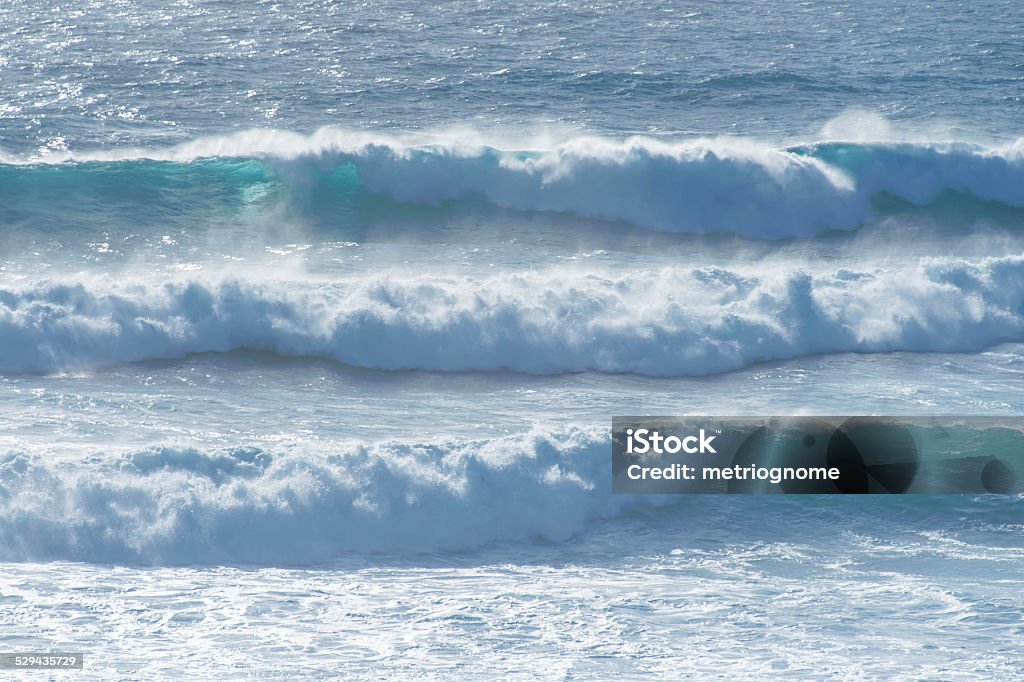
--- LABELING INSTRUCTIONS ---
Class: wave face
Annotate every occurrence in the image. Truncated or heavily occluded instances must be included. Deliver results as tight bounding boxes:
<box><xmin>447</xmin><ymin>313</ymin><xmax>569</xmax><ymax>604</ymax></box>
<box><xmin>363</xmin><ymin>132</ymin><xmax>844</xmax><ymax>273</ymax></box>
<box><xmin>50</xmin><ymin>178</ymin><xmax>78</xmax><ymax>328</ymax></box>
<box><xmin>0</xmin><ymin>428</ymin><xmax>634</xmax><ymax>564</ymax></box>
<box><xmin>4</xmin><ymin>131</ymin><xmax>1024</xmax><ymax>237</ymax></box>
<box><xmin>2</xmin><ymin>255</ymin><xmax>1024</xmax><ymax>376</ymax></box>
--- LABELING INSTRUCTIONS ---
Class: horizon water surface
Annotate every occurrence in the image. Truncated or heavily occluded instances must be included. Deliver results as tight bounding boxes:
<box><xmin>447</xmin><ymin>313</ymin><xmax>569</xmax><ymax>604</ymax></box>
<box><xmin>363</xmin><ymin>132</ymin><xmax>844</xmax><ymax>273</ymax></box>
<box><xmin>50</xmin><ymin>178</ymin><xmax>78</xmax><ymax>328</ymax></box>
<box><xmin>2</xmin><ymin>1</ymin><xmax>1024</xmax><ymax>679</ymax></box>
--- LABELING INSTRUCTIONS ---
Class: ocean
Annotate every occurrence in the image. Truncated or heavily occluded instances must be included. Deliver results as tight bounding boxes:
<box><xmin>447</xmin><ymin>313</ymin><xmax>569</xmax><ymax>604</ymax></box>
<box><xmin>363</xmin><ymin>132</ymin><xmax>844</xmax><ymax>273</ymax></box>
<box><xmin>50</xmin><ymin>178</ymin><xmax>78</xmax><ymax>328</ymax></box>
<box><xmin>1</xmin><ymin>0</ymin><xmax>1024</xmax><ymax>678</ymax></box>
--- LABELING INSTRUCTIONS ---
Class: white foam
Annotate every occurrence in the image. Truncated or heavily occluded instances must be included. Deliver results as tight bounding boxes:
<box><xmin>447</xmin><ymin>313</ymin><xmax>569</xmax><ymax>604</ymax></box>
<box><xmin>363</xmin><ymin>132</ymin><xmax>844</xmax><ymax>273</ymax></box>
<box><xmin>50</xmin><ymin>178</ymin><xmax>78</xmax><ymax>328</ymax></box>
<box><xmin>0</xmin><ymin>256</ymin><xmax>1021</xmax><ymax>376</ymax></box>
<box><xmin>0</xmin><ymin>427</ymin><xmax>640</xmax><ymax>563</ymax></box>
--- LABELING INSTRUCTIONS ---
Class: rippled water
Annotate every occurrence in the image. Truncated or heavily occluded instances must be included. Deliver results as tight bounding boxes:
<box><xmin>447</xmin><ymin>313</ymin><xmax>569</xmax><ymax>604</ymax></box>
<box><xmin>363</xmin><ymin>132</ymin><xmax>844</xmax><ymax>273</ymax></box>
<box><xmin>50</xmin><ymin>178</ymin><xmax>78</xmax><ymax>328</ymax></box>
<box><xmin>2</xmin><ymin>0</ymin><xmax>1023</xmax><ymax>150</ymax></box>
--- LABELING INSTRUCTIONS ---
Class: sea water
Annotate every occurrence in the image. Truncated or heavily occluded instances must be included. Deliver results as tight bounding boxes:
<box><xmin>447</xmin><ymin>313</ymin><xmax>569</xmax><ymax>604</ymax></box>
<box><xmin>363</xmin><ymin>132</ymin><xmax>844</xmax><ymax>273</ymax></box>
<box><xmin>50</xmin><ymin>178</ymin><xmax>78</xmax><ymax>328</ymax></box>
<box><xmin>1</xmin><ymin>1</ymin><xmax>1024</xmax><ymax>678</ymax></box>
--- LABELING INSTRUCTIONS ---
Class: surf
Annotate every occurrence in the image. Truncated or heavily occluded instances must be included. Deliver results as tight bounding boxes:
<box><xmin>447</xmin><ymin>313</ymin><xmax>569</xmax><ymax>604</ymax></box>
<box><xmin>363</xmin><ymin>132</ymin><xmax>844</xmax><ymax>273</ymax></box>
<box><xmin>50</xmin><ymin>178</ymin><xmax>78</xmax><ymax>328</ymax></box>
<box><xmin>0</xmin><ymin>255</ymin><xmax>1022</xmax><ymax>376</ymax></box>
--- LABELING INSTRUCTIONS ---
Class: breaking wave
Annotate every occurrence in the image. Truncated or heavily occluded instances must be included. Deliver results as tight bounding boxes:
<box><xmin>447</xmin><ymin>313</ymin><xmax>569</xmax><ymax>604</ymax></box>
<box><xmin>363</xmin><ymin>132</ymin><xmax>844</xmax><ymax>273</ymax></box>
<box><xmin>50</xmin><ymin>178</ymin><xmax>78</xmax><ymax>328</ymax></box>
<box><xmin>3</xmin><ymin>129</ymin><xmax>1024</xmax><ymax>237</ymax></box>
<box><xmin>0</xmin><ymin>427</ymin><xmax>630</xmax><ymax>564</ymax></box>
<box><xmin>1</xmin><ymin>255</ymin><xmax>1023</xmax><ymax>375</ymax></box>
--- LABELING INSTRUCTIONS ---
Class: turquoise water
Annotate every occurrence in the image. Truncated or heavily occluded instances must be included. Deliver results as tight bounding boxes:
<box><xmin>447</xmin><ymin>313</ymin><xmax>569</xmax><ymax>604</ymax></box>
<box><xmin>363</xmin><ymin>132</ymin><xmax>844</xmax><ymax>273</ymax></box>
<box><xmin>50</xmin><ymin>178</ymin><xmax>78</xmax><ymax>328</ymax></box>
<box><xmin>1</xmin><ymin>1</ymin><xmax>1024</xmax><ymax>679</ymax></box>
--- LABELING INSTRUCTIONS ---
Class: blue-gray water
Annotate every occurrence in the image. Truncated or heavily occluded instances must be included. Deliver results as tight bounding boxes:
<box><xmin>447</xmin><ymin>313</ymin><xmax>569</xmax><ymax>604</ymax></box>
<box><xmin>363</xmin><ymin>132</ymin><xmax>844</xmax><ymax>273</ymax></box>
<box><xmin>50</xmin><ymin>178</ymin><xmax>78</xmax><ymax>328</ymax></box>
<box><xmin>1</xmin><ymin>1</ymin><xmax>1024</xmax><ymax>679</ymax></box>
